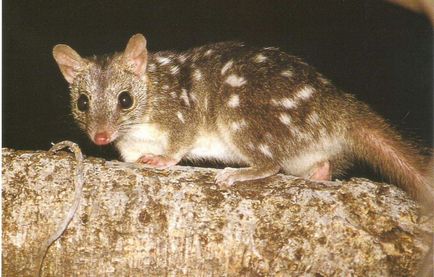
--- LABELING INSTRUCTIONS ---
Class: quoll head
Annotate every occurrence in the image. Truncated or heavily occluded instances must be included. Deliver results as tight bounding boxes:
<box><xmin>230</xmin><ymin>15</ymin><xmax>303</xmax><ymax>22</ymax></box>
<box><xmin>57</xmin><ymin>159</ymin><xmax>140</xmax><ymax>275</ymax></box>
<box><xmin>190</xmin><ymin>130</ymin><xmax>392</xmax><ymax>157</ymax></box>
<box><xmin>53</xmin><ymin>34</ymin><xmax>150</xmax><ymax>145</ymax></box>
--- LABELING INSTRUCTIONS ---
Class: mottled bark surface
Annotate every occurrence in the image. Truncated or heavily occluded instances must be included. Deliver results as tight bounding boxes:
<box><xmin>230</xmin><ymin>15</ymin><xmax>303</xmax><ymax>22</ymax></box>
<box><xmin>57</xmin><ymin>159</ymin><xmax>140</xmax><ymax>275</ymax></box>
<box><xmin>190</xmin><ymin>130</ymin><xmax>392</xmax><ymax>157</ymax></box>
<box><xmin>2</xmin><ymin>148</ymin><xmax>432</xmax><ymax>276</ymax></box>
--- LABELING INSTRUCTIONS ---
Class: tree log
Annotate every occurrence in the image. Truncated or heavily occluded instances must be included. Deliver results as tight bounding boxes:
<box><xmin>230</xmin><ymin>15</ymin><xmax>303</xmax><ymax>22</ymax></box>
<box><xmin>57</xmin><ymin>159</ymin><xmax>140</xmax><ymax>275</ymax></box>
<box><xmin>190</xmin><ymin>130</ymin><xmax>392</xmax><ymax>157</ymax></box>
<box><xmin>2</xmin><ymin>147</ymin><xmax>432</xmax><ymax>276</ymax></box>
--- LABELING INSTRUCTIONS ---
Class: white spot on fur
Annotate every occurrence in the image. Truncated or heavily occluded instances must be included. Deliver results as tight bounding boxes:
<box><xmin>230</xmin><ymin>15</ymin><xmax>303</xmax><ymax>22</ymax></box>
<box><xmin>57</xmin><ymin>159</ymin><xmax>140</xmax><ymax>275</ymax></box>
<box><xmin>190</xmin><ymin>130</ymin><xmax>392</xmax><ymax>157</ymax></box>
<box><xmin>228</xmin><ymin>94</ymin><xmax>240</xmax><ymax>107</ymax></box>
<box><xmin>170</xmin><ymin>65</ymin><xmax>180</xmax><ymax>75</ymax></box>
<box><xmin>279</xmin><ymin>113</ymin><xmax>292</xmax><ymax>125</ymax></box>
<box><xmin>147</xmin><ymin>63</ymin><xmax>156</xmax><ymax>72</ymax></box>
<box><xmin>280</xmin><ymin>70</ymin><xmax>293</xmax><ymax>78</ymax></box>
<box><xmin>156</xmin><ymin>56</ymin><xmax>171</xmax><ymax>65</ymax></box>
<box><xmin>204</xmin><ymin>49</ymin><xmax>213</xmax><ymax>56</ymax></box>
<box><xmin>281</xmin><ymin>98</ymin><xmax>297</xmax><ymax>109</ymax></box>
<box><xmin>297</xmin><ymin>85</ymin><xmax>315</xmax><ymax>100</ymax></box>
<box><xmin>225</xmin><ymin>75</ymin><xmax>247</xmax><ymax>87</ymax></box>
<box><xmin>162</xmin><ymin>85</ymin><xmax>169</xmax><ymax>90</ymax></box>
<box><xmin>271</xmin><ymin>98</ymin><xmax>296</xmax><ymax>109</ymax></box>
<box><xmin>193</xmin><ymin>69</ymin><xmax>202</xmax><ymax>81</ymax></box>
<box><xmin>230</xmin><ymin>119</ymin><xmax>247</xmax><ymax>131</ymax></box>
<box><xmin>180</xmin><ymin>89</ymin><xmax>190</xmax><ymax>106</ymax></box>
<box><xmin>170</xmin><ymin>91</ymin><xmax>177</xmax><ymax>98</ymax></box>
<box><xmin>177</xmin><ymin>111</ymin><xmax>185</xmax><ymax>123</ymax></box>
<box><xmin>221</xmin><ymin>60</ymin><xmax>233</xmax><ymax>75</ymax></box>
<box><xmin>259</xmin><ymin>144</ymin><xmax>273</xmax><ymax>158</ymax></box>
<box><xmin>190</xmin><ymin>92</ymin><xmax>198</xmax><ymax>103</ymax></box>
<box><xmin>271</xmin><ymin>86</ymin><xmax>314</xmax><ymax>111</ymax></box>
<box><xmin>254</xmin><ymin>53</ymin><xmax>267</xmax><ymax>63</ymax></box>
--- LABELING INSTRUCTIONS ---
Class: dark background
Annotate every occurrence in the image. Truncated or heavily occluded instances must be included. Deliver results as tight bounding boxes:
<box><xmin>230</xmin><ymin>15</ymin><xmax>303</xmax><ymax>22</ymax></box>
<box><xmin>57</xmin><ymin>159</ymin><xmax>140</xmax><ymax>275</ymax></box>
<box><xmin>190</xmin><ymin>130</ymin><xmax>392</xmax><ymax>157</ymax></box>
<box><xmin>3</xmin><ymin>0</ymin><xmax>433</xmax><ymax>178</ymax></box>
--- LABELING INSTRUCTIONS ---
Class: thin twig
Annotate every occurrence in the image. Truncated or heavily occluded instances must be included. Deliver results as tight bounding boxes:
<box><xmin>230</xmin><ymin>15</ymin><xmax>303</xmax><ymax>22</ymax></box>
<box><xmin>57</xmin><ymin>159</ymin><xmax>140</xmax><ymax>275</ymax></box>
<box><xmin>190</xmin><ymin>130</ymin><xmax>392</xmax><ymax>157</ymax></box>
<box><xmin>34</xmin><ymin>141</ymin><xmax>85</xmax><ymax>277</ymax></box>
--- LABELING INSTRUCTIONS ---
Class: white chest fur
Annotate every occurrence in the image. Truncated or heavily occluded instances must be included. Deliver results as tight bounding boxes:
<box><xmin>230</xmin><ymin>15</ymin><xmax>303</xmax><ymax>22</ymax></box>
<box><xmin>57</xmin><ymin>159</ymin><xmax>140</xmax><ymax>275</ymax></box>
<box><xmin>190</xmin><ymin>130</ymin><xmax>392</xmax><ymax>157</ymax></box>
<box><xmin>115</xmin><ymin>123</ymin><xmax>168</xmax><ymax>162</ymax></box>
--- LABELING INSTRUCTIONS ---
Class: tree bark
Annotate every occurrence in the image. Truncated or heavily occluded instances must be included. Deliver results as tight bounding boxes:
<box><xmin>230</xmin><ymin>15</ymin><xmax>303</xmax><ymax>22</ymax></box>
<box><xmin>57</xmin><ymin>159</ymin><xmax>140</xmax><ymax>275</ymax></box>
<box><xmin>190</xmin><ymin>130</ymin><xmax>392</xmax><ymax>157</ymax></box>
<box><xmin>2</xmin><ymin>147</ymin><xmax>432</xmax><ymax>276</ymax></box>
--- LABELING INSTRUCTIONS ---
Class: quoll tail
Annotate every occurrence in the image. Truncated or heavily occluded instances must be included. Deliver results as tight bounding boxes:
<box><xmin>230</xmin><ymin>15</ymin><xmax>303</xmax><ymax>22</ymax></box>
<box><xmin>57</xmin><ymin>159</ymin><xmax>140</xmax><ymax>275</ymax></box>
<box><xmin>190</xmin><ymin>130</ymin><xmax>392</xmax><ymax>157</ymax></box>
<box><xmin>349</xmin><ymin>111</ymin><xmax>434</xmax><ymax>210</ymax></box>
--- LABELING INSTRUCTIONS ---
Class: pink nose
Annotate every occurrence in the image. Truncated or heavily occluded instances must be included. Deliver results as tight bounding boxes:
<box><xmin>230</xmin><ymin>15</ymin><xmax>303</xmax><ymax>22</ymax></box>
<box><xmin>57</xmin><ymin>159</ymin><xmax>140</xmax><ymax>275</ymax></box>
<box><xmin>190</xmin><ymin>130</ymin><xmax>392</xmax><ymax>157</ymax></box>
<box><xmin>94</xmin><ymin>132</ymin><xmax>111</xmax><ymax>145</ymax></box>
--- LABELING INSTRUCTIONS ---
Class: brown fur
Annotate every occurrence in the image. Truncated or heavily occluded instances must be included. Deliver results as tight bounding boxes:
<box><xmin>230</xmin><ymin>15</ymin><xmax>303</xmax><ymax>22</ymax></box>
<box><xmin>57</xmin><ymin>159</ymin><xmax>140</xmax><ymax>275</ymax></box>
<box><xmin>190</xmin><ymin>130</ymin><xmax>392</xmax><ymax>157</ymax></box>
<box><xmin>53</xmin><ymin>34</ymin><xmax>434</xmax><ymax>210</ymax></box>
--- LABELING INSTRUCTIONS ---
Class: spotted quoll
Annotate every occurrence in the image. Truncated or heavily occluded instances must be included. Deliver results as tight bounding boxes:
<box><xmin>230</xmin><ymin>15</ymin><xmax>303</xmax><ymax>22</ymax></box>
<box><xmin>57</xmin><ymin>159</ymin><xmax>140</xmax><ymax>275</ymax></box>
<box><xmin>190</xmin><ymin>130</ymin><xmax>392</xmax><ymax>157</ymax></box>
<box><xmin>53</xmin><ymin>33</ymin><xmax>433</xmax><ymax>208</ymax></box>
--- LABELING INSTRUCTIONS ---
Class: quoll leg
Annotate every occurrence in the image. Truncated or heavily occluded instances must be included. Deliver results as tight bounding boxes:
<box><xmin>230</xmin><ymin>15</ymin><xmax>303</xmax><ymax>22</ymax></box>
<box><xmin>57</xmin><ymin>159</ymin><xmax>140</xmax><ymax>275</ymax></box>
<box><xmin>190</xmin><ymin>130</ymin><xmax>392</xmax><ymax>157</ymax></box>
<box><xmin>137</xmin><ymin>154</ymin><xmax>179</xmax><ymax>169</ymax></box>
<box><xmin>215</xmin><ymin>165</ymin><xmax>281</xmax><ymax>186</ymax></box>
<box><xmin>306</xmin><ymin>160</ymin><xmax>332</xmax><ymax>181</ymax></box>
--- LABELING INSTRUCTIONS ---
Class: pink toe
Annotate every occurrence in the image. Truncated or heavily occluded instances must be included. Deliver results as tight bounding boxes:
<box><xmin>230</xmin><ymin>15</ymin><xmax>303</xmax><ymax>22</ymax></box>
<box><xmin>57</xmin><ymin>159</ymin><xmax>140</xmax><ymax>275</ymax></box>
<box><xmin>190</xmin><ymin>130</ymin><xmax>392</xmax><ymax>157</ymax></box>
<box><xmin>310</xmin><ymin>161</ymin><xmax>331</xmax><ymax>181</ymax></box>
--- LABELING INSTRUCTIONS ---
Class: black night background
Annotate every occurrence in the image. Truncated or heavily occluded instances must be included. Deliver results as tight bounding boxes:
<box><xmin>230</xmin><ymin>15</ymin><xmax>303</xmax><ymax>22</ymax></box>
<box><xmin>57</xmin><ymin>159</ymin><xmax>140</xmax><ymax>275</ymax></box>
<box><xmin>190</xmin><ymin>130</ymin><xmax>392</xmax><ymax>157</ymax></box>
<box><xmin>3</xmin><ymin>0</ymin><xmax>433</xmax><ymax>180</ymax></box>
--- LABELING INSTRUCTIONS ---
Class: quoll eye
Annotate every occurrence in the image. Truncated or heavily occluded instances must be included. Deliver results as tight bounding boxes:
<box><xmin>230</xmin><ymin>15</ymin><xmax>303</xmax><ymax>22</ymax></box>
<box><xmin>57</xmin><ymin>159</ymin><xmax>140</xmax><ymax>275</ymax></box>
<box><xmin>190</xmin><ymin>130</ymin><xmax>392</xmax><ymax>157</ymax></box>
<box><xmin>77</xmin><ymin>94</ymin><xmax>89</xmax><ymax>112</ymax></box>
<box><xmin>118</xmin><ymin>91</ymin><xmax>134</xmax><ymax>110</ymax></box>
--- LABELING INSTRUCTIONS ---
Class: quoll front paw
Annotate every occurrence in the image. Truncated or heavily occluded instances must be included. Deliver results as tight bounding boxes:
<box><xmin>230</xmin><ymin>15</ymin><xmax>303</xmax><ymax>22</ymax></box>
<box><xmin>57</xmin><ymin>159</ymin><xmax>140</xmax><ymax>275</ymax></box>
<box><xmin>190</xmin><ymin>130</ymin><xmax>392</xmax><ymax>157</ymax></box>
<box><xmin>137</xmin><ymin>154</ymin><xmax>178</xmax><ymax>169</ymax></box>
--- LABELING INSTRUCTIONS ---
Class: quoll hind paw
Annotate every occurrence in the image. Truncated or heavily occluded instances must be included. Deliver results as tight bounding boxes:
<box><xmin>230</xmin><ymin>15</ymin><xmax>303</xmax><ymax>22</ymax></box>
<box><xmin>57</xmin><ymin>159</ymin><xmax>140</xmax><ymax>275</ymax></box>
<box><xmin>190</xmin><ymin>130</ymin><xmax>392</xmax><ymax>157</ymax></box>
<box><xmin>215</xmin><ymin>167</ymin><xmax>240</xmax><ymax>187</ymax></box>
<box><xmin>137</xmin><ymin>154</ymin><xmax>178</xmax><ymax>169</ymax></box>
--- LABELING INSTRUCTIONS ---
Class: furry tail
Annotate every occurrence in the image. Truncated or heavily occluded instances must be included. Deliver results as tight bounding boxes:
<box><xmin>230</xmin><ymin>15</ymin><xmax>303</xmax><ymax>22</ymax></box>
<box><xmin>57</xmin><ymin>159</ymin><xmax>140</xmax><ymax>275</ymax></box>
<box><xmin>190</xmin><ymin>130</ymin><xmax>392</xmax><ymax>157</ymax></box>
<box><xmin>349</xmin><ymin>110</ymin><xmax>434</xmax><ymax>210</ymax></box>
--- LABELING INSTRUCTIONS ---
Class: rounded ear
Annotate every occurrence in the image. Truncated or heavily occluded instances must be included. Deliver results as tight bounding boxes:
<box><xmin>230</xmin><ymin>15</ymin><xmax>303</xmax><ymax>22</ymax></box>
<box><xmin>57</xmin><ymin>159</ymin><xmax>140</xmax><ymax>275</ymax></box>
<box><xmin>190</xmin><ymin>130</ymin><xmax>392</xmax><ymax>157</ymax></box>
<box><xmin>122</xmin><ymin>34</ymin><xmax>148</xmax><ymax>76</ymax></box>
<box><xmin>53</xmin><ymin>44</ymin><xmax>86</xmax><ymax>84</ymax></box>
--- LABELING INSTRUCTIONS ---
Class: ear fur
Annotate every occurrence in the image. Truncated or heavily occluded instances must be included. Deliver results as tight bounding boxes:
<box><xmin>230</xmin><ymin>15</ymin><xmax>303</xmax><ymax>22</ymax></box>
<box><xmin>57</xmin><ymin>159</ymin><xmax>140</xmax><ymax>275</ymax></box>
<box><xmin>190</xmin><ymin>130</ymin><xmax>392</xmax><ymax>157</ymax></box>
<box><xmin>122</xmin><ymin>34</ymin><xmax>148</xmax><ymax>76</ymax></box>
<box><xmin>52</xmin><ymin>44</ymin><xmax>86</xmax><ymax>84</ymax></box>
